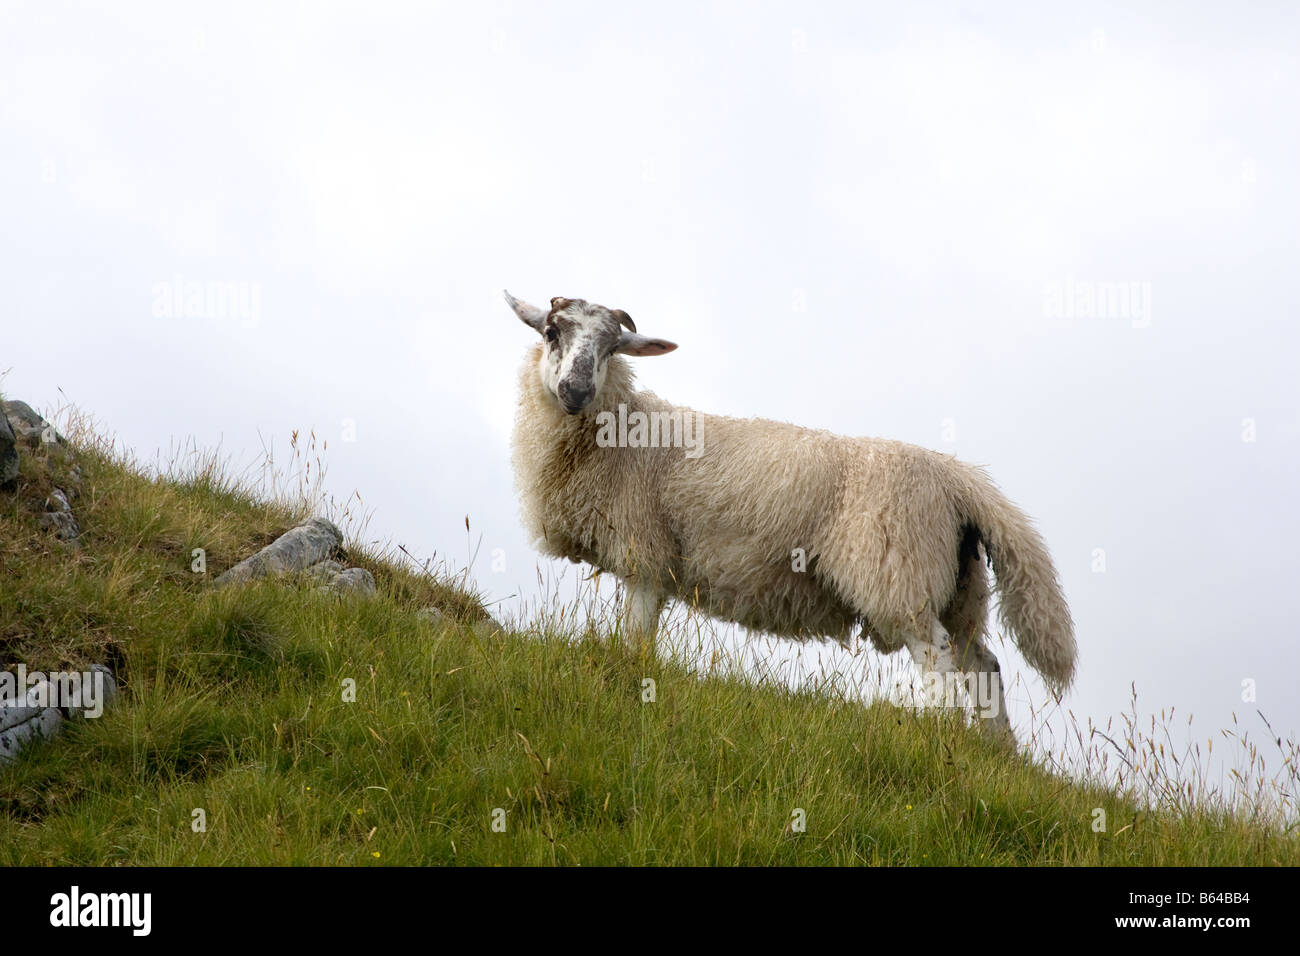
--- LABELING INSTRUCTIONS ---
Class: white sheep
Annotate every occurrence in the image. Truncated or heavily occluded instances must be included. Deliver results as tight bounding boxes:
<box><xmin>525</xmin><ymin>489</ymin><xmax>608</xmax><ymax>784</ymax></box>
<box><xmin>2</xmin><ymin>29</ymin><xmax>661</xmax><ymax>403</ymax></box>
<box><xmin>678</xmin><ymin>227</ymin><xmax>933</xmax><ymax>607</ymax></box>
<box><xmin>505</xmin><ymin>291</ymin><xmax>1076</xmax><ymax>739</ymax></box>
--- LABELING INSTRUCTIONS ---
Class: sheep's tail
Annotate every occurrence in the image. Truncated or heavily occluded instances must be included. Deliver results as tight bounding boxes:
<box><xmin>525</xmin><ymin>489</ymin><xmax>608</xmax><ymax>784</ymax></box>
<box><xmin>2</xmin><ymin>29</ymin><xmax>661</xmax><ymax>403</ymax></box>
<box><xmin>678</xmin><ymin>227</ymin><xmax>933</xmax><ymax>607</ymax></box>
<box><xmin>958</xmin><ymin>470</ymin><xmax>1076</xmax><ymax>696</ymax></box>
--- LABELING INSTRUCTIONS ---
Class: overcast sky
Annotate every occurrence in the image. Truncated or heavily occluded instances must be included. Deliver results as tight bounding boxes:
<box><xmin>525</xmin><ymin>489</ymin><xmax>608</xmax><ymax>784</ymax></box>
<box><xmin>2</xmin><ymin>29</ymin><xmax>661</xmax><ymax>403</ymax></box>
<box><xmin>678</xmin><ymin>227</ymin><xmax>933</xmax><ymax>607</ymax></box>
<box><xmin>3</xmin><ymin>1</ymin><xmax>1297</xmax><ymax>803</ymax></box>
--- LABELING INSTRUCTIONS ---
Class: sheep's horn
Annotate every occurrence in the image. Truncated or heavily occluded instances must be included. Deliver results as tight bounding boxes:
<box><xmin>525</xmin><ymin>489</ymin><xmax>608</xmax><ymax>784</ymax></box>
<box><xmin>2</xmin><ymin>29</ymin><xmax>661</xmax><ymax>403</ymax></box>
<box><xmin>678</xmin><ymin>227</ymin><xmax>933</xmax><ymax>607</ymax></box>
<box><xmin>504</xmin><ymin>290</ymin><xmax>547</xmax><ymax>332</ymax></box>
<box><xmin>613</xmin><ymin>309</ymin><xmax>636</xmax><ymax>333</ymax></box>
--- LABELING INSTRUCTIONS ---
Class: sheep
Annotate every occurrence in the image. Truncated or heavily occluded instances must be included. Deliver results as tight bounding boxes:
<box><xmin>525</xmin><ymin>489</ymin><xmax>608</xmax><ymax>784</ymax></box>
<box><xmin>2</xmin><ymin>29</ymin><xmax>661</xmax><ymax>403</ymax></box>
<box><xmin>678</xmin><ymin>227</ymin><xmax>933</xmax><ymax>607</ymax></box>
<box><xmin>505</xmin><ymin>291</ymin><xmax>1076</xmax><ymax>740</ymax></box>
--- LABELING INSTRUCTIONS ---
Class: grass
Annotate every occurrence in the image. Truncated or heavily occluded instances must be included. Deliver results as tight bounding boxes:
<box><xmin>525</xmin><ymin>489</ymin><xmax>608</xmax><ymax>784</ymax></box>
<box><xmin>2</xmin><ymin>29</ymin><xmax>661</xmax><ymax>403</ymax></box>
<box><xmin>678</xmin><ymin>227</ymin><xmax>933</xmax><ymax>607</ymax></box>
<box><xmin>0</xmin><ymin>403</ymin><xmax>1296</xmax><ymax>865</ymax></box>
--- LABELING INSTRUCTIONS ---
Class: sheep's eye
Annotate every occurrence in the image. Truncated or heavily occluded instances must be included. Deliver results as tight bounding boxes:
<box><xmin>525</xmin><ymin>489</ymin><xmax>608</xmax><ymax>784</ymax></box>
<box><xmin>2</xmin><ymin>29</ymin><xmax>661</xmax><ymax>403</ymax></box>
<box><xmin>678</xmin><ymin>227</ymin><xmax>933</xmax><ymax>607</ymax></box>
<box><xmin>545</xmin><ymin>326</ymin><xmax>559</xmax><ymax>343</ymax></box>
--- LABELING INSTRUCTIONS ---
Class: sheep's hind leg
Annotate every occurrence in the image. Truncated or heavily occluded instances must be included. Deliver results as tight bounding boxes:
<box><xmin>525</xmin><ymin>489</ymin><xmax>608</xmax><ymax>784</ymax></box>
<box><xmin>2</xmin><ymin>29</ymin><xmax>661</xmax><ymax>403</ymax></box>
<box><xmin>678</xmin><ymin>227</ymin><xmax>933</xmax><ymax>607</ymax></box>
<box><xmin>621</xmin><ymin>582</ymin><xmax>664</xmax><ymax>657</ymax></box>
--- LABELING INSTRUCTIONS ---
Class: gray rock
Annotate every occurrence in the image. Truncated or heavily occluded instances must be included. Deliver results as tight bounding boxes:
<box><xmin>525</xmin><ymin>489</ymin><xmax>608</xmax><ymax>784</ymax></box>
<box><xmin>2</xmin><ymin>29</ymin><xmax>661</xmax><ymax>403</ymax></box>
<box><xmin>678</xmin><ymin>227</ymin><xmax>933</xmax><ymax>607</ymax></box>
<box><xmin>314</xmin><ymin>566</ymin><xmax>376</xmax><ymax>597</ymax></box>
<box><xmin>37</xmin><ymin>486</ymin><xmax>81</xmax><ymax>541</ymax></box>
<box><xmin>67</xmin><ymin>664</ymin><xmax>118</xmax><ymax>719</ymax></box>
<box><xmin>0</xmin><ymin>664</ymin><xmax>120</xmax><ymax>764</ymax></box>
<box><xmin>0</xmin><ymin>677</ymin><xmax>66</xmax><ymax>765</ymax></box>
<box><xmin>91</xmin><ymin>664</ymin><xmax>118</xmax><ymax>707</ymax></box>
<box><xmin>1</xmin><ymin>399</ymin><xmax>79</xmax><ymax>499</ymax></box>
<box><xmin>0</xmin><ymin>412</ymin><xmax>17</xmax><ymax>487</ymax></box>
<box><xmin>0</xmin><ymin>685</ymin><xmax>44</xmax><ymax>734</ymax></box>
<box><xmin>40</xmin><ymin>510</ymin><xmax>80</xmax><ymax>540</ymax></box>
<box><xmin>214</xmin><ymin>517</ymin><xmax>343</xmax><ymax>587</ymax></box>
<box><xmin>2</xmin><ymin>400</ymin><xmax>63</xmax><ymax>449</ymax></box>
<box><xmin>0</xmin><ymin>707</ymin><xmax>63</xmax><ymax>764</ymax></box>
<box><xmin>303</xmin><ymin>559</ymin><xmax>345</xmax><ymax>583</ymax></box>
<box><xmin>330</xmin><ymin>567</ymin><xmax>376</xmax><ymax>595</ymax></box>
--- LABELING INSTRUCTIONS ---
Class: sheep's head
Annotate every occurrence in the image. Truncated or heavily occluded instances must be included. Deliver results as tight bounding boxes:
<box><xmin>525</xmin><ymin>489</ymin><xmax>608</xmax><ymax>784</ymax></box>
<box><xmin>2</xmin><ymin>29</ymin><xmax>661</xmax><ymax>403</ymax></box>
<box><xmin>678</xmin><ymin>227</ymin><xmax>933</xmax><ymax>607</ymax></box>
<box><xmin>505</xmin><ymin>290</ymin><xmax>677</xmax><ymax>415</ymax></box>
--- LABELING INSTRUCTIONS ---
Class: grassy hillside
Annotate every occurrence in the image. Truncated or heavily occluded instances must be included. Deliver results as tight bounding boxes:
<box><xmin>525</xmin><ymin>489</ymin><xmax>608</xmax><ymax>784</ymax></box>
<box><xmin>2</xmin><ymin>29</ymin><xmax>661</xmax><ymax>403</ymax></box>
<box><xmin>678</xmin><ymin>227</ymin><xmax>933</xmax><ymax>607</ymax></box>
<box><xmin>1</xmin><ymin>410</ymin><xmax>1296</xmax><ymax>865</ymax></box>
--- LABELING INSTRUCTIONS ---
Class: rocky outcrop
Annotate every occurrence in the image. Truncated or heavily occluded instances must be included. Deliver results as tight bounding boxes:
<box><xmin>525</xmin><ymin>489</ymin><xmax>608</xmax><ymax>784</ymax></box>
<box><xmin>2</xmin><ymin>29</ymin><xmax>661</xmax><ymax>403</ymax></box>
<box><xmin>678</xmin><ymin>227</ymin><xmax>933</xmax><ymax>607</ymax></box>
<box><xmin>0</xmin><ymin>701</ymin><xmax>63</xmax><ymax>765</ymax></box>
<box><xmin>0</xmin><ymin>412</ymin><xmax>17</xmax><ymax>488</ymax></box>
<box><xmin>213</xmin><ymin>517</ymin><xmax>344</xmax><ymax>587</ymax></box>
<box><xmin>0</xmin><ymin>665</ymin><xmax>119</xmax><ymax>766</ymax></box>
<box><xmin>0</xmin><ymin>398</ymin><xmax>105</xmax><ymax>764</ymax></box>
<box><xmin>3</xmin><ymin>399</ymin><xmax>62</xmax><ymax>447</ymax></box>
<box><xmin>1</xmin><ymin>399</ymin><xmax>82</xmax><ymax>542</ymax></box>
<box><xmin>213</xmin><ymin>518</ymin><xmax>378</xmax><ymax>597</ymax></box>
<box><xmin>41</xmin><ymin>487</ymin><xmax>81</xmax><ymax>541</ymax></box>
<box><xmin>320</xmin><ymin>566</ymin><xmax>377</xmax><ymax>596</ymax></box>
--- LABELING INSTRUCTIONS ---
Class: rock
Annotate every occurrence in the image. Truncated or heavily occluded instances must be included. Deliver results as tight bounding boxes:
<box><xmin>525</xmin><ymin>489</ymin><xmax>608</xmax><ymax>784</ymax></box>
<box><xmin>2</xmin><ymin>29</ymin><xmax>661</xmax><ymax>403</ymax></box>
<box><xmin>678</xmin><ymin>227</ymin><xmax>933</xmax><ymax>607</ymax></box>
<box><xmin>213</xmin><ymin>518</ymin><xmax>378</xmax><ymax>599</ymax></box>
<box><xmin>330</xmin><ymin>567</ymin><xmax>376</xmax><ymax>595</ymax></box>
<box><xmin>213</xmin><ymin>517</ymin><xmax>343</xmax><ymax>587</ymax></box>
<box><xmin>0</xmin><ymin>706</ymin><xmax>63</xmax><ymax>764</ymax></box>
<box><xmin>40</xmin><ymin>510</ymin><xmax>81</xmax><ymax>540</ymax></box>
<box><xmin>91</xmin><ymin>664</ymin><xmax>118</xmax><ymax>706</ymax></box>
<box><xmin>2</xmin><ymin>400</ymin><xmax>63</xmax><ymax>450</ymax></box>
<box><xmin>1</xmin><ymin>400</ymin><xmax>79</xmax><ymax>497</ymax></box>
<box><xmin>0</xmin><ymin>412</ymin><xmax>17</xmax><ymax>488</ymax></box>
<box><xmin>303</xmin><ymin>559</ymin><xmax>345</xmax><ymax>583</ymax></box>
<box><xmin>36</xmin><ymin>486</ymin><xmax>81</xmax><ymax>541</ymax></box>
<box><xmin>0</xmin><ymin>678</ymin><xmax>66</xmax><ymax>766</ymax></box>
<box><xmin>68</xmin><ymin>664</ymin><xmax>118</xmax><ymax>719</ymax></box>
<box><xmin>0</xmin><ymin>664</ymin><xmax>119</xmax><ymax>763</ymax></box>
<box><xmin>313</xmin><ymin>566</ymin><xmax>376</xmax><ymax>597</ymax></box>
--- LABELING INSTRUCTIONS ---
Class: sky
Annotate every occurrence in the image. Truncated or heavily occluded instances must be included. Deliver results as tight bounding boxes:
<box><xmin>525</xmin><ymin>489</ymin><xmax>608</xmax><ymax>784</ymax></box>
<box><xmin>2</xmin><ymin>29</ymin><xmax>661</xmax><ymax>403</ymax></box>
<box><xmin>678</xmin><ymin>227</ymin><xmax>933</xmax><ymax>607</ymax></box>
<box><xmin>3</xmin><ymin>1</ymin><xmax>1297</xmax><ymax>803</ymax></box>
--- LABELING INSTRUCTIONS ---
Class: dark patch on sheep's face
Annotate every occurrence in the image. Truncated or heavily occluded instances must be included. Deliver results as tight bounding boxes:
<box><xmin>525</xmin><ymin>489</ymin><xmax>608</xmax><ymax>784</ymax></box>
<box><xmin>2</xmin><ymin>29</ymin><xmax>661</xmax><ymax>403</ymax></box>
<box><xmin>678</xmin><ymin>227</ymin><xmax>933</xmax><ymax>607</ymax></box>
<box><xmin>539</xmin><ymin>298</ymin><xmax>632</xmax><ymax>415</ymax></box>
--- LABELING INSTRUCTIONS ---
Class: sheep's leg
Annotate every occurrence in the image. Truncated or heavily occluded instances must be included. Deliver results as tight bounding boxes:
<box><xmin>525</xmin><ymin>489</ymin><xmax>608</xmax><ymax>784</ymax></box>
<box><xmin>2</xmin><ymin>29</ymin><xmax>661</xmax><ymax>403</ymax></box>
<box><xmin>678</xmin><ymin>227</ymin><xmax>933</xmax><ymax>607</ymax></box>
<box><xmin>951</xmin><ymin>631</ymin><xmax>1013</xmax><ymax>741</ymax></box>
<box><xmin>939</xmin><ymin>548</ymin><xmax>1013</xmax><ymax>741</ymax></box>
<box><xmin>902</xmin><ymin>617</ymin><xmax>966</xmax><ymax>713</ymax></box>
<box><xmin>621</xmin><ymin>582</ymin><xmax>664</xmax><ymax>656</ymax></box>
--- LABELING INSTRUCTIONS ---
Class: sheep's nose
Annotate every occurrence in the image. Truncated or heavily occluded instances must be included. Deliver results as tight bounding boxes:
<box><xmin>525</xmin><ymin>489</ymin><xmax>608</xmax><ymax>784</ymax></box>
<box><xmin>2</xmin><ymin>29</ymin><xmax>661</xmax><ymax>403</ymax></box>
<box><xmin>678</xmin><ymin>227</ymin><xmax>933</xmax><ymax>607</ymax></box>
<box><xmin>558</xmin><ymin>383</ymin><xmax>593</xmax><ymax>413</ymax></box>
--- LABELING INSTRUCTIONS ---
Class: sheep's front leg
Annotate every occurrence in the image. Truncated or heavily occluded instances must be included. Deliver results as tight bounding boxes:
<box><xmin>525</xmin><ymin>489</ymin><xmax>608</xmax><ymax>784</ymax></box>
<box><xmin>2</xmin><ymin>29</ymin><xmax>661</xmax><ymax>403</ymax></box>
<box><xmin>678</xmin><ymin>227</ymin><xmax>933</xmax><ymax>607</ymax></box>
<box><xmin>621</xmin><ymin>581</ymin><xmax>665</xmax><ymax>656</ymax></box>
<box><xmin>906</xmin><ymin>617</ymin><xmax>1014</xmax><ymax>744</ymax></box>
<box><xmin>951</xmin><ymin>631</ymin><xmax>1013</xmax><ymax>743</ymax></box>
<box><xmin>903</xmin><ymin>617</ymin><xmax>966</xmax><ymax>713</ymax></box>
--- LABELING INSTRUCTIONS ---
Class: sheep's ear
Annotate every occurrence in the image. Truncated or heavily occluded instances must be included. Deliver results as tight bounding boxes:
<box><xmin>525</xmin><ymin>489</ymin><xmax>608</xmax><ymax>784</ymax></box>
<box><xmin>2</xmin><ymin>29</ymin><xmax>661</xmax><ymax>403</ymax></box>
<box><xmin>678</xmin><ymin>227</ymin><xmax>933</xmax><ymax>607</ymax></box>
<box><xmin>616</xmin><ymin>332</ymin><xmax>677</xmax><ymax>356</ymax></box>
<box><xmin>504</xmin><ymin>290</ymin><xmax>547</xmax><ymax>333</ymax></box>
